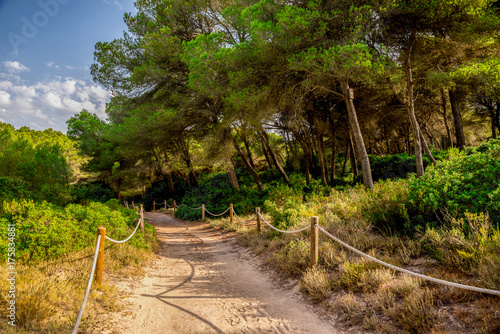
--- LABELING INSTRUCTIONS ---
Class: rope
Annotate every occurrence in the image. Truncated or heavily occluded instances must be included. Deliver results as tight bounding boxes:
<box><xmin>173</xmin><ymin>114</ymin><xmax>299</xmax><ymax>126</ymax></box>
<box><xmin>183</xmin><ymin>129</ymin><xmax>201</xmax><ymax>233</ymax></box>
<box><xmin>190</xmin><ymin>206</ymin><xmax>203</xmax><ymax>210</ymax></box>
<box><xmin>315</xmin><ymin>224</ymin><xmax>500</xmax><ymax>296</ymax></box>
<box><xmin>154</xmin><ymin>201</ymin><xmax>164</xmax><ymax>206</ymax></box>
<box><xmin>72</xmin><ymin>234</ymin><xmax>101</xmax><ymax>334</ymax></box>
<box><xmin>233</xmin><ymin>210</ymin><xmax>257</xmax><ymax>225</ymax></box>
<box><xmin>105</xmin><ymin>219</ymin><xmax>142</xmax><ymax>244</ymax></box>
<box><xmin>258</xmin><ymin>212</ymin><xmax>311</xmax><ymax>234</ymax></box>
<box><xmin>204</xmin><ymin>206</ymin><xmax>231</xmax><ymax>217</ymax></box>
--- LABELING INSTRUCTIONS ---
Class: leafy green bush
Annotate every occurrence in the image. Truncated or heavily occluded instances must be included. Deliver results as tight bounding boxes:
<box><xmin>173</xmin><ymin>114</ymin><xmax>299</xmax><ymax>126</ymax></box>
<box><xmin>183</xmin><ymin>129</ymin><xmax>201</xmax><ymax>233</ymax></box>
<box><xmin>408</xmin><ymin>140</ymin><xmax>500</xmax><ymax>224</ymax></box>
<box><xmin>70</xmin><ymin>181</ymin><xmax>116</xmax><ymax>204</ymax></box>
<box><xmin>0</xmin><ymin>199</ymin><xmax>145</xmax><ymax>262</ymax></box>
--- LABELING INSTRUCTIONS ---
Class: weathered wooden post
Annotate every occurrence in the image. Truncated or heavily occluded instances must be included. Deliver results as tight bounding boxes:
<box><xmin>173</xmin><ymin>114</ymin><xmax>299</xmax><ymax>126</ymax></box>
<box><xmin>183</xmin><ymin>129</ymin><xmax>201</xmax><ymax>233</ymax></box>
<box><xmin>310</xmin><ymin>216</ymin><xmax>319</xmax><ymax>267</ymax></box>
<box><xmin>140</xmin><ymin>204</ymin><xmax>144</xmax><ymax>234</ymax></box>
<box><xmin>230</xmin><ymin>203</ymin><xmax>234</xmax><ymax>224</ymax></box>
<box><xmin>153</xmin><ymin>201</ymin><xmax>156</xmax><ymax>211</ymax></box>
<box><xmin>132</xmin><ymin>201</ymin><xmax>135</xmax><ymax>209</ymax></box>
<box><xmin>256</xmin><ymin>207</ymin><xmax>261</xmax><ymax>233</ymax></box>
<box><xmin>164</xmin><ymin>200</ymin><xmax>166</xmax><ymax>210</ymax></box>
<box><xmin>173</xmin><ymin>200</ymin><xmax>177</xmax><ymax>213</ymax></box>
<box><xmin>95</xmin><ymin>227</ymin><xmax>106</xmax><ymax>284</ymax></box>
<box><xmin>201</xmin><ymin>204</ymin><xmax>205</xmax><ymax>221</ymax></box>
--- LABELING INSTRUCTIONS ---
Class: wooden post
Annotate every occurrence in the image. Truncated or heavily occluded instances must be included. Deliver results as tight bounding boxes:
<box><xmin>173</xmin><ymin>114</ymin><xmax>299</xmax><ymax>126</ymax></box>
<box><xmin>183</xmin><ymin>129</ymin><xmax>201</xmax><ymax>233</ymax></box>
<box><xmin>140</xmin><ymin>204</ymin><xmax>144</xmax><ymax>234</ymax></box>
<box><xmin>173</xmin><ymin>200</ymin><xmax>177</xmax><ymax>212</ymax></box>
<box><xmin>201</xmin><ymin>204</ymin><xmax>205</xmax><ymax>221</ymax></box>
<box><xmin>230</xmin><ymin>203</ymin><xmax>234</xmax><ymax>224</ymax></box>
<box><xmin>310</xmin><ymin>216</ymin><xmax>319</xmax><ymax>267</ymax></box>
<box><xmin>164</xmin><ymin>200</ymin><xmax>166</xmax><ymax>210</ymax></box>
<box><xmin>95</xmin><ymin>227</ymin><xmax>106</xmax><ymax>284</ymax></box>
<box><xmin>256</xmin><ymin>207</ymin><xmax>261</xmax><ymax>233</ymax></box>
<box><xmin>153</xmin><ymin>201</ymin><xmax>156</xmax><ymax>211</ymax></box>
<box><xmin>132</xmin><ymin>201</ymin><xmax>135</xmax><ymax>209</ymax></box>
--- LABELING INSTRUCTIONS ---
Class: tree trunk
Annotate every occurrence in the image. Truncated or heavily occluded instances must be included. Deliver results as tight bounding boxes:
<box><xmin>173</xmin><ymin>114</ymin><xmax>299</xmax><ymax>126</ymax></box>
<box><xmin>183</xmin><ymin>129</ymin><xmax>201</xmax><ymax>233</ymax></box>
<box><xmin>449</xmin><ymin>89</ymin><xmax>466</xmax><ymax>150</ymax></box>
<box><xmin>296</xmin><ymin>135</ymin><xmax>311</xmax><ymax>185</ymax></box>
<box><xmin>404</xmin><ymin>26</ymin><xmax>424</xmax><ymax>177</ymax></box>
<box><xmin>227</xmin><ymin>163</ymin><xmax>240</xmax><ymax>191</ymax></box>
<box><xmin>330</xmin><ymin>136</ymin><xmax>337</xmax><ymax>183</ymax></box>
<box><xmin>418</xmin><ymin>125</ymin><xmax>437</xmax><ymax>164</ymax></box>
<box><xmin>234</xmin><ymin>138</ymin><xmax>264</xmax><ymax>191</ymax></box>
<box><xmin>349</xmin><ymin>134</ymin><xmax>358</xmax><ymax>177</ymax></box>
<box><xmin>261</xmin><ymin>130</ymin><xmax>290</xmax><ymax>184</ymax></box>
<box><xmin>341</xmin><ymin>140</ymin><xmax>349</xmax><ymax>175</ymax></box>
<box><xmin>441</xmin><ymin>89</ymin><xmax>453</xmax><ymax>148</ymax></box>
<box><xmin>341</xmin><ymin>80</ymin><xmax>373</xmax><ymax>188</ymax></box>
<box><xmin>242</xmin><ymin>135</ymin><xmax>256</xmax><ymax>170</ymax></box>
<box><xmin>261</xmin><ymin>140</ymin><xmax>273</xmax><ymax>170</ymax></box>
<box><xmin>168</xmin><ymin>172</ymin><xmax>174</xmax><ymax>193</ymax></box>
<box><xmin>316</xmin><ymin>133</ymin><xmax>328</xmax><ymax>186</ymax></box>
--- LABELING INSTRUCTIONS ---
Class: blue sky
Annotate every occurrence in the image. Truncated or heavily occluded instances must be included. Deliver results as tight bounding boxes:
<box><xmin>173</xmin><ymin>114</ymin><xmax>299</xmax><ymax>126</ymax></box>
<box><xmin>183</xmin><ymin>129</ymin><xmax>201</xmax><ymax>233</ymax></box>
<box><xmin>0</xmin><ymin>0</ymin><xmax>137</xmax><ymax>132</ymax></box>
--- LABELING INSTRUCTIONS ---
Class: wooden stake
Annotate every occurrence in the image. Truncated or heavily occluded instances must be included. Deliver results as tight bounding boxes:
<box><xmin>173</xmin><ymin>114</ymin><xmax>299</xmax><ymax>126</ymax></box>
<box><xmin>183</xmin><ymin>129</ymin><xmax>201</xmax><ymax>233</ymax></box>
<box><xmin>164</xmin><ymin>200</ymin><xmax>166</xmax><ymax>210</ymax></box>
<box><xmin>132</xmin><ymin>201</ymin><xmax>135</xmax><ymax>209</ymax></box>
<box><xmin>310</xmin><ymin>216</ymin><xmax>319</xmax><ymax>267</ymax></box>
<box><xmin>140</xmin><ymin>204</ymin><xmax>144</xmax><ymax>234</ymax></box>
<box><xmin>201</xmin><ymin>204</ymin><xmax>205</xmax><ymax>221</ymax></box>
<box><xmin>256</xmin><ymin>207</ymin><xmax>261</xmax><ymax>233</ymax></box>
<box><xmin>174</xmin><ymin>200</ymin><xmax>177</xmax><ymax>212</ymax></box>
<box><xmin>230</xmin><ymin>203</ymin><xmax>233</xmax><ymax>224</ymax></box>
<box><xmin>95</xmin><ymin>227</ymin><xmax>106</xmax><ymax>284</ymax></box>
<box><xmin>153</xmin><ymin>201</ymin><xmax>156</xmax><ymax>211</ymax></box>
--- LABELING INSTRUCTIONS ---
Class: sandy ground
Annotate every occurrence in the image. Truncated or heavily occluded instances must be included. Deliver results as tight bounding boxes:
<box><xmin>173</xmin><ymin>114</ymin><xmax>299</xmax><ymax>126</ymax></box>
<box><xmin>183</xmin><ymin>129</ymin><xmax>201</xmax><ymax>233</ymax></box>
<box><xmin>96</xmin><ymin>212</ymin><xmax>340</xmax><ymax>334</ymax></box>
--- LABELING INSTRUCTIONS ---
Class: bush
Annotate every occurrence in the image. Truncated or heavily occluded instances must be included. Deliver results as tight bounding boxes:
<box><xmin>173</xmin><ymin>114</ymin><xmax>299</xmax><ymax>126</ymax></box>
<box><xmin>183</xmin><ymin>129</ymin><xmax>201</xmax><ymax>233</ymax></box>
<box><xmin>70</xmin><ymin>181</ymin><xmax>116</xmax><ymax>204</ymax></box>
<box><xmin>0</xmin><ymin>199</ymin><xmax>143</xmax><ymax>262</ymax></box>
<box><xmin>408</xmin><ymin>140</ymin><xmax>500</xmax><ymax>224</ymax></box>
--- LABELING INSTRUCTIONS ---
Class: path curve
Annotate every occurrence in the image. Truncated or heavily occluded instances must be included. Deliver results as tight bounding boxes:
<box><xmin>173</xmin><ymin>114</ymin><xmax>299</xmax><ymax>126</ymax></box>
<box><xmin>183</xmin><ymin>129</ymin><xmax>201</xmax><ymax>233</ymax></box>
<box><xmin>97</xmin><ymin>212</ymin><xmax>340</xmax><ymax>334</ymax></box>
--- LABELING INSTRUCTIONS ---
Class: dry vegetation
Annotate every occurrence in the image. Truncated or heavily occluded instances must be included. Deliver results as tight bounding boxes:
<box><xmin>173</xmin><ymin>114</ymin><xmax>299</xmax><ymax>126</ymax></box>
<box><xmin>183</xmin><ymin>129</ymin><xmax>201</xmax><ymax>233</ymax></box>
<box><xmin>208</xmin><ymin>203</ymin><xmax>500</xmax><ymax>334</ymax></box>
<box><xmin>0</xmin><ymin>226</ymin><xmax>159</xmax><ymax>333</ymax></box>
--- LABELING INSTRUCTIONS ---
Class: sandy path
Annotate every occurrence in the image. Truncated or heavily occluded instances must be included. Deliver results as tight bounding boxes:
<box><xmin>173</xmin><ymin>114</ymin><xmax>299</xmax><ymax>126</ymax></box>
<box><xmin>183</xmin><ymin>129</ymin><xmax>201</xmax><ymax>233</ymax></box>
<box><xmin>98</xmin><ymin>212</ymin><xmax>340</xmax><ymax>334</ymax></box>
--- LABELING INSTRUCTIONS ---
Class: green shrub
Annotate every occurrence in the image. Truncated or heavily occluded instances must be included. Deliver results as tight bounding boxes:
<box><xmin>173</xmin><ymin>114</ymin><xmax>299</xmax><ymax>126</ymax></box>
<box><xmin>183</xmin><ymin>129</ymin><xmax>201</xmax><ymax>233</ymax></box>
<box><xmin>70</xmin><ymin>181</ymin><xmax>116</xmax><ymax>204</ymax></box>
<box><xmin>0</xmin><ymin>199</ymin><xmax>143</xmax><ymax>262</ymax></box>
<box><xmin>408</xmin><ymin>140</ymin><xmax>500</xmax><ymax>224</ymax></box>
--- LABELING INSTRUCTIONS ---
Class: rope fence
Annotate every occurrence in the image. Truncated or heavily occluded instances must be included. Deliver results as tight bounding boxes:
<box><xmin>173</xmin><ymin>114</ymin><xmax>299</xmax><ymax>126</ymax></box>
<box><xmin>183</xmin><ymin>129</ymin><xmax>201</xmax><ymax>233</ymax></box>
<box><xmin>181</xmin><ymin>202</ymin><xmax>500</xmax><ymax>297</ymax></box>
<box><xmin>74</xmin><ymin>197</ymin><xmax>500</xmax><ymax>333</ymax></box>
<box><xmin>72</xmin><ymin>204</ymin><xmax>146</xmax><ymax>333</ymax></box>
<box><xmin>152</xmin><ymin>200</ymin><xmax>178</xmax><ymax>211</ymax></box>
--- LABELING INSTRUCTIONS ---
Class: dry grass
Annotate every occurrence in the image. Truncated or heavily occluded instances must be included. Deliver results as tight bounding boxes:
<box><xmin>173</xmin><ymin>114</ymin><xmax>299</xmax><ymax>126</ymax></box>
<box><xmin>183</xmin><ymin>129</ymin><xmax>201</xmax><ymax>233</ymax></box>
<box><xmin>207</xmin><ymin>209</ymin><xmax>500</xmax><ymax>334</ymax></box>
<box><xmin>301</xmin><ymin>266</ymin><xmax>332</xmax><ymax>302</ymax></box>
<box><xmin>0</xmin><ymin>227</ymin><xmax>158</xmax><ymax>333</ymax></box>
<box><xmin>391</xmin><ymin>287</ymin><xmax>436</xmax><ymax>333</ymax></box>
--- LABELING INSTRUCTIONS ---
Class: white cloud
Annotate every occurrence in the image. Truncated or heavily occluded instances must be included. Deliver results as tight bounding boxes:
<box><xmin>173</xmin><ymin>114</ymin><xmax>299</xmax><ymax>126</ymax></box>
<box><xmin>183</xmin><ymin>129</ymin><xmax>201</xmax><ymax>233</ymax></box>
<box><xmin>0</xmin><ymin>75</ymin><xmax>110</xmax><ymax>132</ymax></box>
<box><xmin>3</xmin><ymin>61</ymin><xmax>29</xmax><ymax>73</ymax></box>
<box><xmin>0</xmin><ymin>91</ymin><xmax>11</xmax><ymax>106</ymax></box>
<box><xmin>45</xmin><ymin>61</ymin><xmax>60</xmax><ymax>69</ymax></box>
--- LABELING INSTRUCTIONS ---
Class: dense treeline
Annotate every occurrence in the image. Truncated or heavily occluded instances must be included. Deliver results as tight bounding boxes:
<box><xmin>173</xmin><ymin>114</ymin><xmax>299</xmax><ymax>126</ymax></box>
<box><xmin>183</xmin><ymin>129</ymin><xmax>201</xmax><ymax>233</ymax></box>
<box><xmin>68</xmin><ymin>0</ymin><xmax>500</xmax><ymax>196</ymax></box>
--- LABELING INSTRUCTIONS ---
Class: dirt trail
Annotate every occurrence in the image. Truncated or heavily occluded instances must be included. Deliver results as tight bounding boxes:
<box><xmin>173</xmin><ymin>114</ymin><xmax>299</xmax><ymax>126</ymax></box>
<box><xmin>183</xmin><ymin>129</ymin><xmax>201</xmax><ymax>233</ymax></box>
<box><xmin>98</xmin><ymin>212</ymin><xmax>340</xmax><ymax>334</ymax></box>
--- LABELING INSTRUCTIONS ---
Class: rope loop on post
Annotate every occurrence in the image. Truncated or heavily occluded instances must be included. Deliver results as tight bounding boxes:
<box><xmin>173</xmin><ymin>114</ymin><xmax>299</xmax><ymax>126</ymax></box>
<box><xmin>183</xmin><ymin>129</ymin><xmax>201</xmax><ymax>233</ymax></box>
<box><xmin>315</xmin><ymin>224</ymin><xmax>500</xmax><ymax>296</ymax></box>
<box><xmin>257</xmin><ymin>211</ymin><xmax>311</xmax><ymax>234</ymax></box>
<box><xmin>232</xmin><ymin>210</ymin><xmax>257</xmax><ymax>225</ymax></box>
<box><xmin>204</xmin><ymin>206</ymin><xmax>231</xmax><ymax>217</ymax></box>
<box><xmin>105</xmin><ymin>218</ymin><xmax>142</xmax><ymax>244</ymax></box>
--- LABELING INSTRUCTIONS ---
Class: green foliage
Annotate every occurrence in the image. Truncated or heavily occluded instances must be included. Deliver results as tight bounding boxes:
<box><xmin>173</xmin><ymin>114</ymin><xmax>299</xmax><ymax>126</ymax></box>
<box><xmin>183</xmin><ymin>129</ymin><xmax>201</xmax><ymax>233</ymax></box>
<box><xmin>0</xmin><ymin>199</ymin><xmax>144</xmax><ymax>262</ymax></box>
<box><xmin>0</xmin><ymin>123</ymin><xmax>75</xmax><ymax>206</ymax></box>
<box><xmin>409</xmin><ymin>139</ymin><xmax>500</xmax><ymax>223</ymax></box>
<box><xmin>70</xmin><ymin>181</ymin><xmax>116</xmax><ymax>204</ymax></box>
<box><xmin>175</xmin><ymin>171</ymin><xmax>265</xmax><ymax>221</ymax></box>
